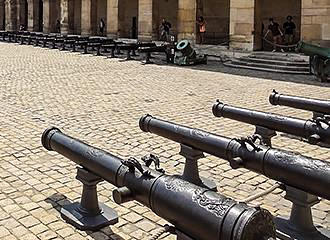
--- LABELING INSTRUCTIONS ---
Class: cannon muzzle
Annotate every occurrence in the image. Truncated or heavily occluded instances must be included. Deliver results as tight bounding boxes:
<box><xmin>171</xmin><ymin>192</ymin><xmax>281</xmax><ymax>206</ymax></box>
<box><xmin>269</xmin><ymin>90</ymin><xmax>330</xmax><ymax>115</ymax></box>
<box><xmin>213</xmin><ymin>101</ymin><xmax>330</xmax><ymax>146</ymax></box>
<box><xmin>41</xmin><ymin>127</ymin><xmax>276</xmax><ymax>240</ymax></box>
<box><xmin>140</xmin><ymin>115</ymin><xmax>330</xmax><ymax>200</ymax></box>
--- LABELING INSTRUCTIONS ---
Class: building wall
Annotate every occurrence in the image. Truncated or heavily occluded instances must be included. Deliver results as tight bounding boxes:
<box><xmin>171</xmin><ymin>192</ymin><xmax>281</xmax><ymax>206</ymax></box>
<box><xmin>0</xmin><ymin>0</ymin><xmax>5</xmax><ymax>30</ymax></box>
<box><xmin>2</xmin><ymin>0</ymin><xmax>330</xmax><ymax>49</ymax></box>
<box><xmin>254</xmin><ymin>0</ymin><xmax>301</xmax><ymax>50</ymax></box>
<box><xmin>197</xmin><ymin>0</ymin><xmax>230</xmax><ymax>44</ymax></box>
<box><xmin>118</xmin><ymin>0</ymin><xmax>138</xmax><ymax>38</ymax></box>
<box><xmin>301</xmin><ymin>0</ymin><xmax>330</xmax><ymax>47</ymax></box>
<box><xmin>153</xmin><ymin>0</ymin><xmax>178</xmax><ymax>39</ymax></box>
<box><xmin>229</xmin><ymin>0</ymin><xmax>255</xmax><ymax>50</ymax></box>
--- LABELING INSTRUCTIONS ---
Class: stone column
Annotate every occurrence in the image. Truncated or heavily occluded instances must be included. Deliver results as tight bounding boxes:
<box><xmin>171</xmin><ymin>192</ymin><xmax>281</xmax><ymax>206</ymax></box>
<box><xmin>5</xmin><ymin>0</ymin><xmax>17</xmax><ymax>30</ymax></box>
<box><xmin>43</xmin><ymin>0</ymin><xmax>51</xmax><ymax>32</ymax></box>
<box><xmin>177</xmin><ymin>0</ymin><xmax>196</xmax><ymax>42</ymax></box>
<box><xmin>229</xmin><ymin>0</ymin><xmax>255</xmax><ymax>51</ymax></box>
<box><xmin>0</xmin><ymin>0</ymin><xmax>5</xmax><ymax>30</ymax></box>
<box><xmin>81</xmin><ymin>0</ymin><xmax>91</xmax><ymax>35</ymax></box>
<box><xmin>138</xmin><ymin>0</ymin><xmax>153</xmax><ymax>41</ymax></box>
<box><xmin>301</xmin><ymin>0</ymin><xmax>330</xmax><ymax>47</ymax></box>
<box><xmin>60</xmin><ymin>0</ymin><xmax>69</xmax><ymax>34</ymax></box>
<box><xmin>107</xmin><ymin>0</ymin><xmax>118</xmax><ymax>38</ymax></box>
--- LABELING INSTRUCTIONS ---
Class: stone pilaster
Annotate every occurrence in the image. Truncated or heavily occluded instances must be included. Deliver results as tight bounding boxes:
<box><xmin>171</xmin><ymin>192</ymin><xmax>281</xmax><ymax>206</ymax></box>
<box><xmin>177</xmin><ymin>0</ymin><xmax>196</xmax><ymax>42</ymax></box>
<box><xmin>138</xmin><ymin>0</ymin><xmax>153</xmax><ymax>41</ymax></box>
<box><xmin>81</xmin><ymin>0</ymin><xmax>91</xmax><ymax>35</ymax></box>
<box><xmin>42</xmin><ymin>0</ymin><xmax>51</xmax><ymax>32</ymax></box>
<box><xmin>60</xmin><ymin>0</ymin><xmax>69</xmax><ymax>34</ymax></box>
<box><xmin>229</xmin><ymin>0</ymin><xmax>255</xmax><ymax>50</ymax></box>
<box><xmin>301</xmin><ymin>0</ymin><xmax>330</xmax><ymax>47</ymax></box>
<box><xmin>107</xmin><ymin>0</ymin><xmax>118</xmax><ymax>38</ymax></box>
<box><xmin>27</xmin><ymin>0</ymin><xmax>40</xmax><ymax>31</ymax></box>
<box><xmin>5</xmin><ymin>0</ymin><xmax>17</xmax><ymax>30</ymax></box>
<box><xmin>0</xmin><ymin>0</ymin><xmax>5</xmax><ymax>30</ymax></box>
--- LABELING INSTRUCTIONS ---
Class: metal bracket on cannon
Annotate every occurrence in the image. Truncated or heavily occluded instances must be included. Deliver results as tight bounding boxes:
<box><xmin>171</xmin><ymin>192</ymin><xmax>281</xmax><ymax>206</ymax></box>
<box><xmin>61</xmin><ymin>166</ymin><xmax>118</xmax><ymax>231</ymax></box>
<box><xmin>254</xmin><ymin>125</ymin><xmax>277</xmax><ymax>147</ymax></box>
<box><xmin>275</xmin><ymin>186</ymin><xmax>330</xmax><ymax>240</ymax></box>
<box><xmin>179</xmin><ymin>144</ymin><xmax>217</xmax><ymax>192</ymax></box>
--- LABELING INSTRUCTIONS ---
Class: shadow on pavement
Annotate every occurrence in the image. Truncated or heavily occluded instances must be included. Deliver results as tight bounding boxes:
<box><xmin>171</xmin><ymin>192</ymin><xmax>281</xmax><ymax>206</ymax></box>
<box><xmin>45</xmin><ymin>193</ymin><xmax>125</xmax><ymax>240</ymax></box>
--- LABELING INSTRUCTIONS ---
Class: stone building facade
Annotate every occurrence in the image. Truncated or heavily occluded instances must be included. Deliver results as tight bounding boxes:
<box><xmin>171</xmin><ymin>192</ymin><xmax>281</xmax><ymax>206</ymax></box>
<box><xmin>0</xmin><ymin>0</ymin><xmax>329</xmax><ymax>50</ymax></box>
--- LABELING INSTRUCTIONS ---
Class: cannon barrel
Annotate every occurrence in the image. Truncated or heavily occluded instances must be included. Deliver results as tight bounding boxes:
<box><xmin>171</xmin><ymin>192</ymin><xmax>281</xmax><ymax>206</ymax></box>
<box><xmin>269</xmin><ymin>90</ymin><xmax>330</xmax><ymax>115</ymax></box>
<box><xmin>296</xmin><ymin>41</ymin><xmax>330</xmax><ymax>59</ymax></box>
<box><xmin>213</xmin><ymin>101</ymin><xmax>330</xmax><ymax>145</ymax></box>
<box><xmin>139</xmin><ymin>115</ymin><xmax>330</xmax><ymax>200</ymax></box>
<box><xmin>41</xmin><ymin>127</ymin><xmax>275</xmax><ymax>240</ymax></box>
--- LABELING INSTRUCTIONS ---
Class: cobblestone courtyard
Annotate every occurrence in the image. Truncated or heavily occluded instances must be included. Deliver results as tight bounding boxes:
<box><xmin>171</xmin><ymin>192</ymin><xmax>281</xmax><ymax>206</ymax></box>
<box><xmin>0</xmin><ymin>42</ymin><xmax>329</xmax><ymax>240</ymax></box>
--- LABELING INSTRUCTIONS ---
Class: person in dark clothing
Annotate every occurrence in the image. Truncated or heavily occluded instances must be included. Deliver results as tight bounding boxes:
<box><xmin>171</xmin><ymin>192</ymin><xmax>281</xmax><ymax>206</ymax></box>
<box><xmin>160</xmin><ymin>19</ymin><xmax>171</xmax><ymax>41</ymax></box>
<box><xmin>283</xmin><ymin>15</ymin><xmax>296</xmax><ymax>51</ymax></box>
<box><xmin>56</xmin><ymin>20</ymin><xmax>61</xmax><ymax>33</ymax></box>
<box><xmin>264</xmin><ymin>18</ymin><xmax>284</xmax><ymax>52</ymax></box>
<box><xmin>99</xmin><ymin>18</ymin><xmax>105</xmax><ymax>36</ymax></box>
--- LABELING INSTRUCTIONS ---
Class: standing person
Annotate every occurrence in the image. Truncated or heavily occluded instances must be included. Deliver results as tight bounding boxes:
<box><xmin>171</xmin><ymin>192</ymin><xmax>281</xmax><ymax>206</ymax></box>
<box><xmin>197</xmin><ymin>16</ymin><xmax>206</xmax><ymax>44</ymax></box>
<box><xmin>264</xmin><ymin>18</ymin><xmax>284</xmax><ymax>52</ymax></box>
<box><xmin>56</xmin><ymin>20</ymin><xmax>61</xmax><ymax>33</ymax></box>
<box><xmin>99</xmin><ymin>18</ymin><xmax>105</xmax><ymax>36</ymax></box>
<box><xmin>283</xmin><ymin>15</ymin><xmax>296</xmax><ymax>51</ymax></box>
<box><xmin>160</xmin><ymin>19</ymin><xmax>171</xmax><ymax>41</ymax></box>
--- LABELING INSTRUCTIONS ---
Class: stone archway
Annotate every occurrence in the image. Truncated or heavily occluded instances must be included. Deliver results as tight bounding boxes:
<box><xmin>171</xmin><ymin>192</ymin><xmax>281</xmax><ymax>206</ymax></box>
<box><xmin>18</xmin><ymin>0</ymin><xmax>28</xmax><ymax>30</ymax></box>
<box><xmin>152</xmin><ymin>0</ymin><xmax>178</xmax><ymax>40</ymax></box>
<box><xmin>90</xmin><ymin>0</ymin><xmax>107</xmax><ymax>35</ymax></box>
<box><xmin>0</xmin><ymin>0</ymin><xmax>5</xmax><ymax>30</ymax></box>
<box><xmin>38</xmin><ymin>0</ymin><xmax>42</xmax><ymax>31</ymax></box>
<box><xmin>43</xmin><ymin>0</ymin><xmax>60</xmax><ymax>33</ymax></box>
<box><xmin>196</xmin><ymin>0</ymin><xmax>230</xmax><ymax>44</ymax></box>
<box><xmin>67</xmin><ymin>0</ymin><xmax>81</xmax><ymax>34</ymax></box>
<box><xmin>118</xmin><ymin>0</ymin><xmax>138</xmax><ymax>38</ymax></box>
<box><xmin>254</xmin><ymin>0</ymin><xmax>302</xmax><ymax>51</ymax></box>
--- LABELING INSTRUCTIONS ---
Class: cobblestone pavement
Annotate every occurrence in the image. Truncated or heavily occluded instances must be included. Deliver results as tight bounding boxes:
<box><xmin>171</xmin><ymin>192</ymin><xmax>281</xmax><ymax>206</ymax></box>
<box><xmin>0</xmin><ymin>42</ymin><xmax>329</xmax><ymax>240</ymax></box>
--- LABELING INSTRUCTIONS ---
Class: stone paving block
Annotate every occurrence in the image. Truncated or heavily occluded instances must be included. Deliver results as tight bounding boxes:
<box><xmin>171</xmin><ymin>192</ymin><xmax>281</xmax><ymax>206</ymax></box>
<box><xmin>0</xmin><ymin>43</ymin><xmax>329</xmax><ymax>239</ymax></box>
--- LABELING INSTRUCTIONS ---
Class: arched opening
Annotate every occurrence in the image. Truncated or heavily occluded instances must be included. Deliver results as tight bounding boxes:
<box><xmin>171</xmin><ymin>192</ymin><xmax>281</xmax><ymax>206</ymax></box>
<box><xmin>152</xmin><ymin>0</ymin><xmax>178</xmax><ymax>41</ymax></box>
<box><xmin>44</xmin><ymin>0</ymin><xmax>60</xmax><ymax>33</ymax></box>
<box><xmin>118</xmin><ymin>0</ymin><xmax>138</xmax><ymax>38</ymax></box>
<box><xmin>91</xmin><ymin>0</ymin><xmax>107</xmax><ymax>35</ymax></box>
<box><xmin>196</xmin><ymin>0</ymin><xmax>230</xmax><ymax>44</ymax></box>
<box><xmin>18</xmin><ymin>0</ymin><xmax>28</xmax><ymax>30</ymax></box>
<box><xmin>68</xmin><ymin>0</ymin><xmax>81</xmax><ymax>34</ymax></box>
<box><xmin>38</xmin><ymin>0</ymin><xmax>43</xmax><ymax>32</ymax></box>
<box><xmin>0</xmin><ymin>0</ymin><xmax>5</xmax><ymax>30</ymax></box>
<box><xmin>254</xmin><ymin>0</ymin><xmax>302</xmax><ymax>51</ymax></box>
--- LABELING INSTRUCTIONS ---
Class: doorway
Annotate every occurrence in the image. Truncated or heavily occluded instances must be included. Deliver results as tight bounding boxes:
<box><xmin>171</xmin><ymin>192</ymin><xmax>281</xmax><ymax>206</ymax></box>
<box><xmin>196</xmin><ymin>0</ymin><xmax>230</xmax><ymax>44</ymax></box>
<box><xmin>118</xmin><ymin>0</ymin><xmax>138</xmax><ymax>38</ymax></box>
<box><xmin>254</xmin><ymin>0</ymin><xmax>301</xmax><ymax>51</ymax></box>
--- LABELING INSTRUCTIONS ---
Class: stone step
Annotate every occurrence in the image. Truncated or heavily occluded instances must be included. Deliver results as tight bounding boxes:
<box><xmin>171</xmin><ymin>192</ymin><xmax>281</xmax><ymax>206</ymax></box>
<box><xmin>239</xmin><ymin>56</ymin><xmax>309</xmax><ymax>67</ymax></box>
<box><xmin>224</xmin><ymin>61</ymin><xmax>310</xmax><ymax>75</ymax></box>
<box><xmin>248</xmin><ymin>53</ymin><xmax>306</xmax><ymax>62</ymax></box>
<box><xmin>230</xmin><ymin>59</ymin><xmax>310</xmax><ymax>72</ymax></box>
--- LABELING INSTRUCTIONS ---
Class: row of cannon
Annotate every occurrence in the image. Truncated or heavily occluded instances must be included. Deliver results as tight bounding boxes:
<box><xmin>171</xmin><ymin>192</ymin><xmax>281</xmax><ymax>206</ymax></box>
<box><xmin>0</xmin><ymin>30</ymin><xmax>175</xmax><ymax>64</ymax></box>
<box><xmin>40</xmin><ymin>90</ymin><xmax>330</xmax><ymax>240</ymax></box>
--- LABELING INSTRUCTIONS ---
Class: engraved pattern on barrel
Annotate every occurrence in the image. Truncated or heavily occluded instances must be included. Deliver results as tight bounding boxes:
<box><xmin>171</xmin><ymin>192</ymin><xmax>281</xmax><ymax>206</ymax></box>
<box><xmin>139</xmin><ymin>115</ymin><xmax>330</xmax><ymax>200</ymax></box>
<box><xmin>212</xmin><ymin>101</ymin><xmax>330</xmax><ymax>145</ymax></box>
<box><xmin>41</xmin><ymin>127</ymin><xmax>276</xmax><ymax>240</ymax></box>
<box><xmin>269</xmin><ymin>90</ymin><xmax>330</xmax><ymax>115</ymax></box>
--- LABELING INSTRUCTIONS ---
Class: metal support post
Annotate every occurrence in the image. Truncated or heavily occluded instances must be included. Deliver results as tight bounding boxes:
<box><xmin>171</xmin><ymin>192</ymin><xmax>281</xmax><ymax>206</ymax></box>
<box><xmin>275</xmin><ymin>186</ymin><xmax>330</xmax><ymax>240</ymax></box>
<box><xmin>61</xmin><ymin>166</ymin><xmax>118</xmax><ymax>231</ymax></box>
<box><xmin>179</xmin><ymin>144</ymin><xmax>217</xmax><ymax>191</ymax></box>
